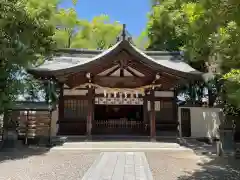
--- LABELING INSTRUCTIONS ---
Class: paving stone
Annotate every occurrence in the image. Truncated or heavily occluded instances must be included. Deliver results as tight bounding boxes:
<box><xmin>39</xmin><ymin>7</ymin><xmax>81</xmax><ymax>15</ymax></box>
<box><xmin>82</xmin><ymin>152</ymin><xmax>153</xmax><ymax>180</ymax></box>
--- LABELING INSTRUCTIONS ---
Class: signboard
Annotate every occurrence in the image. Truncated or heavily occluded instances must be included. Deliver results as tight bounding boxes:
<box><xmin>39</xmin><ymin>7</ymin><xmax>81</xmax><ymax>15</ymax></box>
<box><xmin>95</xmin><ymin>97</ymin><xmax>143</xmax><ymax>105</ymax></box>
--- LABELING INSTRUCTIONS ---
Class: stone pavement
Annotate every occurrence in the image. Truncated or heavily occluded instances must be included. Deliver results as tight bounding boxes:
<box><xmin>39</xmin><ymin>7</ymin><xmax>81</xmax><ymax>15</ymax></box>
<box><xmin>82</xmin><ymin>152</ymin><xmax>153</xmax><ymax>180</ymax></box>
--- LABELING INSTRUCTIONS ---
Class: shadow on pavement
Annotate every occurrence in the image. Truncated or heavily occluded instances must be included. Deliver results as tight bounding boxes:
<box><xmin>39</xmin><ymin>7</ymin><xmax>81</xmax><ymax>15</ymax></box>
<box><xmin>176</xmin><ymin>138</ymin><xmax>240</xmax><ymax>179</ymax></box>
<box><xmin>177</xmin><ymin>156</ymin><xmax>240</xmax><ymax>180</ymax></box>
<box><xmin>177</xmin><ymin>138</ymin><xmax>217</xmax><ymax>155</ymax></box>
<box><xmin>0</xmin><ymin>145</ymin><xmax>50</xmax><ymax>163</ymax></box>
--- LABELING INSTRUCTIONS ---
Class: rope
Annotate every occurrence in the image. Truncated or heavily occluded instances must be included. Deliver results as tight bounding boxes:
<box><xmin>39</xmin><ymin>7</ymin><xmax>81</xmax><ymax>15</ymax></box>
<box><xmin>73</xmin><ymin>83</ymin><xmax>162</xmax><ymax>94</ymax></box>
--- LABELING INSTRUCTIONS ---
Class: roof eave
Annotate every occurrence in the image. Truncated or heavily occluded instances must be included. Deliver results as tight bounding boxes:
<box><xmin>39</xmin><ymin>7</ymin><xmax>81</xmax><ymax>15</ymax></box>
<box><xmin>27</xmin><ymin>39</ymin><xmax>203</xmax><ymax>80</ymax></box>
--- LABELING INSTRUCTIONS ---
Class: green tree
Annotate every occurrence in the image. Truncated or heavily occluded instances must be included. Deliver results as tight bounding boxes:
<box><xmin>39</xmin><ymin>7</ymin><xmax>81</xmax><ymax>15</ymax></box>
<box><xmin>53</xmin><ymin>6</ymin><xmax>122</xmax><ymax>49</ymax></box>
<box><xmin>134</xmin><ymin>31</ymin><xmax>150</xmax><ymax>50</ymax></box>
<box><xmin>147</xmin><ymin>0</ymin><xmax>240</xmax><ymax>107</ymax></box>
<box><xmin>72</xmin><ymin>15</ymin><xmax>122</xmax><ymax>49</ymax></box>
<box><xmin>0</xmin><ymin>0</ymin><xmax>56</xmax><ymax>111</ymax></box>
<box><xmin>53</xmin><ymin>6</ymin><xmax>81</xmax><ymax>48</ymax></box>
<box><xmin>223</xmin><ymin>69</ymin><xmax>240</xmax><ymax>107</ymax></box>
<box><xmin>23</xmin><ymin>1</ymin><xmax>122</xmax><ymax>102</ymax></box>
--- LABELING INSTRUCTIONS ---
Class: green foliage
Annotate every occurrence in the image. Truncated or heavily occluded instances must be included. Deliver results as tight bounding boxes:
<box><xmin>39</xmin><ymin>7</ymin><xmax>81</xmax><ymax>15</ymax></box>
<box><xmin>147</xmin><ymin>0</ymin><xmax>240</xmax><ymax>110</ymax></box>
<box><xmin>70</xmin><ymin>15</ymin><xmax>122</xmax><ymax>49</ymax></box>
<box><xmin>223</xmin><ymin>69</ymin><xmax>240</xmax><ymax>108</ymax></box>
<box><xmin>147</xmin><ymin>0</ymin><xmax>184</xmax><ymax>51</ymax></box>
<box><xmin>16</xmin><ymin>0</ymin><xmax>123</xmax><ymax>103</ymax></box>
<box><xmin>134</xmin><ymin>31</ymin><xmax>150</xmax><ymax>50</ymax></box>
<box><xmin>147</xmin><ymin>0</ymin><xmax>240</xmax><ymax>71</ymax></box>
<box><xmin>0</xmin><ymin>0</ymin><xmax>144</xmax><ymax>109</ymax></box>
<box><xmin>0</xmin><ymin>0</ymin><xmax>56</xmax><ymax>112</ymax></box>
<box><xmin>53</xmin><ymin>8</ymin><xmax>122</xmax><ymax>49</ymax></box>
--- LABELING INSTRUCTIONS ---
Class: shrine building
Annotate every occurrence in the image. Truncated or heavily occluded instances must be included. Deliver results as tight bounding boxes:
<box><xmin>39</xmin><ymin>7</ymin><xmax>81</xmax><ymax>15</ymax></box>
<box><xmin>28</xmin><ymin>25</ymin><xmax>202</xmax><ymax>139</ymax></box>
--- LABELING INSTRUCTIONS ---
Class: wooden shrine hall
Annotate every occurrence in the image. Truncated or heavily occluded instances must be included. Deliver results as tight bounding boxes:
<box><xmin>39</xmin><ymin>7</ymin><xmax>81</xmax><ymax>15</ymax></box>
<box><xmin>28</xmin><ymin>25</ymin><xmax>202</xmax><ymax>139</ymax></box>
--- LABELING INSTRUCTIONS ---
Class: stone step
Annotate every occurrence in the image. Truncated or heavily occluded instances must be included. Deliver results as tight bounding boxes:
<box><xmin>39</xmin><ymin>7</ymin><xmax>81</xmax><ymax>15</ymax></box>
<box><xmin>50</xmin><ymin>141</ymin><xmax>193</xmax><ymax>152</ymax></box>
<box><xmin>62</xmin><ymin>141</ymin><xmax>182</xmax><ymax>148</ymax></box>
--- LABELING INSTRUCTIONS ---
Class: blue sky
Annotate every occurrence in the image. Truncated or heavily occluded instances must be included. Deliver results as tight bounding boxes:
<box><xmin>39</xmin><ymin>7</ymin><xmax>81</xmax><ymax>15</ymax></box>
<box><xmin>59</xmin><ymin>0</ymin><xmax>151</xmax><ymax>36</ymax></box>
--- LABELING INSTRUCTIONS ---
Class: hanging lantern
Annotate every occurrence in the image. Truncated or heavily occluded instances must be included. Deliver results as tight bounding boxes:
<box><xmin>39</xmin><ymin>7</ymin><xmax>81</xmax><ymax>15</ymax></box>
<box><xmin>114</xmin><ymin>91</ymin><xmax>117</xmax><ymax>98</ymax></box>
<box><xmin>104</xmin><ymin>90</ymin><xmax>107</xmax><ymax>97</ymax></box>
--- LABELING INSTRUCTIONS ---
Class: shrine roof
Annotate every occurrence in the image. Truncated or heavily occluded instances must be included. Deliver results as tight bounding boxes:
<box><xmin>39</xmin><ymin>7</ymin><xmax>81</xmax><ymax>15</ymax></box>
<box><xmin>28</xmin><ymin>24</ymin><xmax>203</xmax><ymax>79</ymax></box>
<box><xmin>28</xmin><ymin>40</ymin><xmax>202</xmax><ymax>78</ymax></box>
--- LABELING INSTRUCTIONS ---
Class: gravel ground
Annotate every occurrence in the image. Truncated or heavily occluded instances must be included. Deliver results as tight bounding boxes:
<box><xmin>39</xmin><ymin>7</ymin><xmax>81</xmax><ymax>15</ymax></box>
<box><xmin>0</xmin><ymin>148</ymin><xmax>240</xmax><ymax>180</ymax></box>
<box><xmin>146</xmin><ymin>151</ymin><xmax>240</xmax><ymax>180</ymax></box>
<box><xmin>0</xmin><ymin>148</ymin><xmax>99</xmax><ymax>180</ymax></box>
<box><xmin>146</xmin><ymin>151</ymin><xmax>211</xmax><ymax>180</ymax></box>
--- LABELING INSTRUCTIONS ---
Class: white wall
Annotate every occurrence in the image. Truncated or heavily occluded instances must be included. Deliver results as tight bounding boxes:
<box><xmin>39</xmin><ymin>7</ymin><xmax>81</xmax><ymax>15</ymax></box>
<box><xmin>178</xmin><ymin>107</ymin><xmax>222</xmax><ymax>139</ymax></box>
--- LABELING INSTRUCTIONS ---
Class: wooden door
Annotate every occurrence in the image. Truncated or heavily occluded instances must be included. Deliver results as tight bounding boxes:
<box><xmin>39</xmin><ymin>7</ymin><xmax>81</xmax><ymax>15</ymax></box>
<box><xmin>58</xmin><ymin>97</ymin><xmax>88</xmax><ymax>135</ymax></box>
<box><xmin>181</xmin><ymin>108</ymin><xmax>191</xmax><ymax>137</ymax></box>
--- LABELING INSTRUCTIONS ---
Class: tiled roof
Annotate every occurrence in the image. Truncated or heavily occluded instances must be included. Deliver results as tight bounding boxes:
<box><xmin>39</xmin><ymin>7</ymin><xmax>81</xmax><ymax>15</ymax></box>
<box><xmin>28</xmin><ymin>40</ymin><xmax>202</xmax><ymax>78</ymax></box>
<box><xmin>8</xmin><ymin>101</ymin><xmax>55</xmax><ymax>111</ymax></box>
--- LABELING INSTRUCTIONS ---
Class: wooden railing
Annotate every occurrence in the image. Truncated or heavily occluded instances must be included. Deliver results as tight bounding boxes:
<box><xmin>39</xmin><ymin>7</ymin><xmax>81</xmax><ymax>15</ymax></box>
<box><xmin>95</xmin><ymin>119</ymin><xmax>144</xmax><ymax>129</ymax></box>
<box><xmin>93</xmin><ymin>119</ymin><xmax>148</xmax><ymax>135</ymax></box>
<box><xmin>16</xmin><ymin>111</ymin><xmax>51</xmax><ymax>139</ymax></box>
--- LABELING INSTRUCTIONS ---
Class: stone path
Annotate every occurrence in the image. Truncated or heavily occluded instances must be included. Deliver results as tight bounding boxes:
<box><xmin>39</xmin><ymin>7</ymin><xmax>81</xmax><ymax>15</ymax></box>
<box><xmin>82</xmin><ymin>152</ymin><xmax>153</xmax><ymax>180</ymax></box>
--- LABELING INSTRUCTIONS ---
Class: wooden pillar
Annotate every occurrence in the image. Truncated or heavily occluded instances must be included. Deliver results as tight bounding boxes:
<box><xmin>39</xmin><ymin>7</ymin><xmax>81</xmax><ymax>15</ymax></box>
<box><xmin>87</xmin><ymin>87</ymin><xmax>94</xmax><ymax>138</ymax></box>
<box><xmin>143</xmin><ymin>94</ymin><xmax>148</xmax><ymax>123</ymax></box>
<box><xmin>173</xmin><ymin>89</ymin><xmax>179</xmax><ymax>136</ymax></box>
<box><xmin>57</xmin><ymin>82</ymin><xmax>64</xmax><ymax>135</ymax></box>
<box><xmin>58</xmin><ymin>83</ymin><xmax>64</xmax><ymax>121</ymax></box>
<box><xmin>150</xmin><ymin>90</ymin><xmax>156</xmax><ymax>140</ymax></box>
<box><xmin>143</xmin><ymin>94</ymin><xmax>148</xmax><ymax>134</ymax></box>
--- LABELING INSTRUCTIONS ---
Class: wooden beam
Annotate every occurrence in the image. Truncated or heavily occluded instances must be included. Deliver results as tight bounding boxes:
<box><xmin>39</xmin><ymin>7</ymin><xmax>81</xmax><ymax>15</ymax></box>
<box><xmin>124</xmin><ymin>50</ymin><xmax>188</xmax><ymax>80</ymax></box>
<box><xmin>129</xmin><ymin>62</ymin><xmax>155</xmax><ymax>77</ymax></box>
<box><xmin>94</xmin><ymin>76</ymin><xmax>153</xmax><ymax>88</ymax></box>
<box><xmin>120</xmin><ymin>68</ymin><xmax>124</xmax><ymax>77</ymax></box>
<box><xmin>105</xmin><ymin>65</ymin><xmax>120</xmax><ymax>76</ymax></box>
<box><xmin>125</xmin><ymin>67</ymin><xmax>139</xmax><ymax>77</ymax></box>
<box><xmin>155</xmin><ymin>77</ymin><xmax>177</xmax><ymax>87</ymax></box>
<box><xmin>66</xmin><ymin>72</ymin><xmax>86</xmax><ymax>88</ymax></box>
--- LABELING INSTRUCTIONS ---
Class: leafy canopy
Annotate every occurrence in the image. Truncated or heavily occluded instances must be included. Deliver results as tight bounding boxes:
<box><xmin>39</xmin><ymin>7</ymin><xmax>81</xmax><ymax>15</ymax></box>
<box><xmin>147</xmin><ymin>0</ymin><xmax>240</xmax><ymax>109</ymax></box>
<box><xmin>0</xmin><ymin>0</ymin><xmax>56</xmax><ymax>112</ymax></box>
